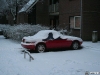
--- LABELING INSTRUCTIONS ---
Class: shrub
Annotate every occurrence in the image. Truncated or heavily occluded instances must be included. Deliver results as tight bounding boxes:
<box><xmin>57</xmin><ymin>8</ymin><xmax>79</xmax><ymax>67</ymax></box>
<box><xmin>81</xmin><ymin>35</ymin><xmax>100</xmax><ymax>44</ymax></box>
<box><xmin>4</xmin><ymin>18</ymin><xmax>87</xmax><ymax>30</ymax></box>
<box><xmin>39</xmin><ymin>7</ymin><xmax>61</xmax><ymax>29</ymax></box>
<box><xmin>0</xmin><ymin>24</ymin><xmax>11</xmax><ymax>38</ymax></box>
<box><xmin>0</xmin><ymin>24</ymin><xmax>49</xmax><ymax>41</ymax></box>
<box><xmin>0</xmin><ymin>24</ymin><xmax>71</xmax><ymax>41</ymax></box>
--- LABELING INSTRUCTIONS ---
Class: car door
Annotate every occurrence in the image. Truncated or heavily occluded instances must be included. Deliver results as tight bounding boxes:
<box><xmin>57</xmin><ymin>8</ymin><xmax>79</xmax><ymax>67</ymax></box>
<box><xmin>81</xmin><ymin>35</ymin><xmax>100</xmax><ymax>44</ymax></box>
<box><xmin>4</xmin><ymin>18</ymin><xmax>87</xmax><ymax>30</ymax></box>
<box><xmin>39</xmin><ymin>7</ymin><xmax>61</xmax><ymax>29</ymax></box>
<box><xmin>46</xmin><ymin>37</ymin><xmax>71</xmax><ymax>49</ymax></box>
<box><xmin>45</xmin><ymin>32</ymin><xmax>72</xmax><ymax>49</ymax></box>
<box><xmin>53</xmin><ymin>37</ymin><xmax>72</xmax><ymax>48</ymax></box>
<box><xmin>58</xmin><ymin>39</ymin><xmax>72</xmax><ymax>48</ymax></box>
<box><xmin>45</xmin><ymin>32</ymin><xmax>63</xmax><ymax>49</ymax></box>
<box><xmin>44</xmin><ymin>32</ymin><xmax>57</xmax><ymax>49</ymax></box>
<box><xmin>52</xmin><ymin>38</ymin><xmax>72</xmax><ymax>48</ymax></box>
<box><xmin>46</xmin><ymin>39</ymin><xmax>57</xmax><ymax>48</ymax></box>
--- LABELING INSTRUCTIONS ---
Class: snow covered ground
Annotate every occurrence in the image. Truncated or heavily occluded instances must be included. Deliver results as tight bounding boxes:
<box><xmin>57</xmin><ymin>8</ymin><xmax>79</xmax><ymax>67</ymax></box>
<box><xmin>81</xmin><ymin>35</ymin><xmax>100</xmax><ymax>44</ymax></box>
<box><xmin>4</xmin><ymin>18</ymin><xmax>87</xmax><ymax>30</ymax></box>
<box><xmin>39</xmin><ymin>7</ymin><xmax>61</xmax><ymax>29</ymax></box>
<box><xmin>0</xmin><ymin>35</ymin><xmax>100</xmax><ymax>75</ymax></box>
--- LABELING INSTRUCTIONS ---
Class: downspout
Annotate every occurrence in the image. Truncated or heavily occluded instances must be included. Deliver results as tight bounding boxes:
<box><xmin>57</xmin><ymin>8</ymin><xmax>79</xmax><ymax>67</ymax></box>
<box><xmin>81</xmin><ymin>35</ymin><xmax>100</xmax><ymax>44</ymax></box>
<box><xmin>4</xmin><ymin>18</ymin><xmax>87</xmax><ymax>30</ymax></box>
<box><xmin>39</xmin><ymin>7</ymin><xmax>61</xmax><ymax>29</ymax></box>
<box><xmin>80</xmin><ymin>0</ymin><xmax>82</xmax><ymax>38</ymax></box>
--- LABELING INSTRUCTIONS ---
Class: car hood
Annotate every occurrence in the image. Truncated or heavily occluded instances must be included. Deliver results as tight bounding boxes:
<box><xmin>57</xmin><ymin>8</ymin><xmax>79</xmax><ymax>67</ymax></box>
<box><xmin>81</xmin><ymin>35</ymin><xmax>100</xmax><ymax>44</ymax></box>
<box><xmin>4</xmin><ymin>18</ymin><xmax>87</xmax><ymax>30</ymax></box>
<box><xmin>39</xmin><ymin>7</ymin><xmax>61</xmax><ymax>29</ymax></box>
<box><xmin>62</xmin><ymin>35</ymin><xmax>83</xmax><ymax>42</ymax></box>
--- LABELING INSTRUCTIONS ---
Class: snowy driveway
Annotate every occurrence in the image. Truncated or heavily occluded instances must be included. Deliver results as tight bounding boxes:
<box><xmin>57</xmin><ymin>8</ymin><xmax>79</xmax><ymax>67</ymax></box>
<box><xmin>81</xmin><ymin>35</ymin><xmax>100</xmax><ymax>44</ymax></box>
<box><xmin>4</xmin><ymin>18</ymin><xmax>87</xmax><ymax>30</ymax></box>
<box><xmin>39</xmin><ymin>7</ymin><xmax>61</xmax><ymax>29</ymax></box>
<box><xmin>0</xmin><ymin>35</ymin><xmax>100</xmax><ymax>75</ymax></box>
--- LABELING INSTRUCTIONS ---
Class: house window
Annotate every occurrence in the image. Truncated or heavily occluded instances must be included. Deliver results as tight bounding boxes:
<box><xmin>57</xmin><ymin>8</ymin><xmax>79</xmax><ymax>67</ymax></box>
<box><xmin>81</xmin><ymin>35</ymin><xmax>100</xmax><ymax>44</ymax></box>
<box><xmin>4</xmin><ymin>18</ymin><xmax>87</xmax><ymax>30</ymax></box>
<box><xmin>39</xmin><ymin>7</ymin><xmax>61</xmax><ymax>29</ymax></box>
<box><xmin>70</xmin><ymin>16</ymin><xmax>81</xmax><ymax>29</ymax></box>
<box><xmin>49</xmin><ymin>0</ymin><xmax>59</xmax><ymax>13</ymax></box>
<box><xmin>50</xmin><ymin>16</ymin><xmax>59</xmax><ymax>29</ymax></box>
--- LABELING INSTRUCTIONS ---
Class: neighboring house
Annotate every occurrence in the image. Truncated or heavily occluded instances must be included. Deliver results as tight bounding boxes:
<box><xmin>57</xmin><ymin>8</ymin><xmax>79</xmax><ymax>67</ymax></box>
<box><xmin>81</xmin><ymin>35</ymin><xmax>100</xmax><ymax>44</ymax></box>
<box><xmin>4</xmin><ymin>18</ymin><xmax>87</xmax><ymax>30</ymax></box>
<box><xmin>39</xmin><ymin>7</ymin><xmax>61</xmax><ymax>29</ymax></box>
<box><xmin>18</xmin><ymin>0</ymin><xmax>100</xmax><ymax>41</ymax></box>
<box><xmin>17</xmin><ymin>0</ymin><xmax>38</xmax><ymax>24</ymax></box>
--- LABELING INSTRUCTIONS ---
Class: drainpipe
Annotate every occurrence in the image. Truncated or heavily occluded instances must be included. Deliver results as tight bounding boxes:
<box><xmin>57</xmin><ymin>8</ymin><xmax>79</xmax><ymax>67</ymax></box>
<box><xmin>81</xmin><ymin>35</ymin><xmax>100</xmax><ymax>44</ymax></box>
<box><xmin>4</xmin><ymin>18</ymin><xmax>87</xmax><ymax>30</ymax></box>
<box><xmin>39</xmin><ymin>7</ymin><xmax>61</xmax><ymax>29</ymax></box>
<box><xmin>80</xmin><ymin>0</ymin><xmax>82</xmax><ymax>38</ymax></box>
<box><xmin>52</xmin><ymin>0</ymin><xmax>53</xmax><ymax>4</ymax></box>
<box><xmin>15</xmin><ymin>0</ymin><xmax>18</xmax><ymax>24</ymax></box>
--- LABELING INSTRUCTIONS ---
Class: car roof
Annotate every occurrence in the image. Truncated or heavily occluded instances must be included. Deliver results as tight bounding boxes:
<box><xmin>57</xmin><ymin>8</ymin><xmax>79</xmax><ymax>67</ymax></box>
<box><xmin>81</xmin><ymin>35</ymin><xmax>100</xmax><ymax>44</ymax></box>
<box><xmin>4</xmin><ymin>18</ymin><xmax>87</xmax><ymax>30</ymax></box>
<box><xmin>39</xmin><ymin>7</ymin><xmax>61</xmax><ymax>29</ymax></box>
<box><xmin>32</xmin><ymin>30</ymin><xmax>61</xmax><ymax>39</ymax></box>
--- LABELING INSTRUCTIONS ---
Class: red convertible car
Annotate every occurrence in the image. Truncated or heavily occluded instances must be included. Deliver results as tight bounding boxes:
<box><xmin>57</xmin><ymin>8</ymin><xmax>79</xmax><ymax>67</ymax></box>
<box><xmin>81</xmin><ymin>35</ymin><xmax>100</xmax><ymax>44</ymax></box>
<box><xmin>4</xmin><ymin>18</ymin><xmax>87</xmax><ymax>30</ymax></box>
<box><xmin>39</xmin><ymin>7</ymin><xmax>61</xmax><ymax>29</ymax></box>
<box><xmin>21</xmin><ymin>30</ymin><xmax>83</xmax><ymax>53</ymax></box>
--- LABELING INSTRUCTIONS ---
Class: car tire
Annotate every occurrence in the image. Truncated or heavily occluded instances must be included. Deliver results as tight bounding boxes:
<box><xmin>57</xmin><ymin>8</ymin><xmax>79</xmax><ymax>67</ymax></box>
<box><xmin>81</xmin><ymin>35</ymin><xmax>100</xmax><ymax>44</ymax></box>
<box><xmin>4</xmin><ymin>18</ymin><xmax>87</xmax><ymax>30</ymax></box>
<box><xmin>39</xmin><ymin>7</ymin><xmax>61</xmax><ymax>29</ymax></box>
<box><xmin>71</xmin><ymin>41</ymin><xmax>79</xmax><ymax>50</ymax></box>
<box><xmin>36</xmin><ymin>44</ymin><xmax>46</xmax><ymax>53</ymax></box>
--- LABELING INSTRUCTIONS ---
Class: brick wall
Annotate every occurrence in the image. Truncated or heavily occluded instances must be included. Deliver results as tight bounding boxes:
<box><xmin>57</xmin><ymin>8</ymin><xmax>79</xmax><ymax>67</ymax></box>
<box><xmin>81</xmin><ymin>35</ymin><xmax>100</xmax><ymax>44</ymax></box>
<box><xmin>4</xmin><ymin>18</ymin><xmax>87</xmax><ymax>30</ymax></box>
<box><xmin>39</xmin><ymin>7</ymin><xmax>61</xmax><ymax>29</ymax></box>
<box><xmin>36</xmin><ymin>0</ymin><xmax>49</xmax><ymax>26</ymax></box>
<box><xmin>81</xmin><ymin>0</ymin><xmax>100</xmax><ymax>40</ymax></box>
<box><xmin>59</xmin><ymin>0</ymin><xmax>81</xmax><ymax>37</ymax></box>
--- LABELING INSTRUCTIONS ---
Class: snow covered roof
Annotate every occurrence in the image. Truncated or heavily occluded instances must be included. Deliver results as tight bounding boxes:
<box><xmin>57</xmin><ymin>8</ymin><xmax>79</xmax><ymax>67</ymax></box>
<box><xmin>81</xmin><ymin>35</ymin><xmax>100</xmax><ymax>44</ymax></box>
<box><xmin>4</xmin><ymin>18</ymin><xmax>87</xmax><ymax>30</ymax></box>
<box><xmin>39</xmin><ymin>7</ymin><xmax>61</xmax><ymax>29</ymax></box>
<box><xmin>19</xmin><ymin>0</ymin><xmax>39</xmax><ymax>13</ymax></box>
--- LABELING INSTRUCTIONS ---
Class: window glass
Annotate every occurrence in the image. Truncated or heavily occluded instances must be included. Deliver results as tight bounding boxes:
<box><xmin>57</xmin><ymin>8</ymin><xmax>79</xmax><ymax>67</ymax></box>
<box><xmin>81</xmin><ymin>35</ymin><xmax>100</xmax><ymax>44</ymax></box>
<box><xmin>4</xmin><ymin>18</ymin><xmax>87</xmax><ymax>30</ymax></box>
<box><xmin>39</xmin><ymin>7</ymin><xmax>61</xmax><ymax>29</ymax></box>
<box><xmin>70</xmin><ymin>16</ymin><xmax>81</xmax><ymax>29</ymax></box>
<box><xmin>70</xmin><ymin>17</ymin><xmax>74</xmax><ymax>28</ymax></box>
<box><xmin>75</xmin><ymin>17</ymin><xmax>80</xmax><ymax>28</ymax></box>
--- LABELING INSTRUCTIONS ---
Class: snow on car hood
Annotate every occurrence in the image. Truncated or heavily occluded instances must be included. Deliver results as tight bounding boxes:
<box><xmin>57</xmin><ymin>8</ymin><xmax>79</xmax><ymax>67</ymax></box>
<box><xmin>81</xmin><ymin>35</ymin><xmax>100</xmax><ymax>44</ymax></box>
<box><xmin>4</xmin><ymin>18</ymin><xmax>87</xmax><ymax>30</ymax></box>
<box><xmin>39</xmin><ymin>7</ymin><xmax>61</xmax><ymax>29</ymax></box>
<box><xmin>61</xmin><ymin>35</ymin><xmax>83</xmax><ymax>42</ymax></box>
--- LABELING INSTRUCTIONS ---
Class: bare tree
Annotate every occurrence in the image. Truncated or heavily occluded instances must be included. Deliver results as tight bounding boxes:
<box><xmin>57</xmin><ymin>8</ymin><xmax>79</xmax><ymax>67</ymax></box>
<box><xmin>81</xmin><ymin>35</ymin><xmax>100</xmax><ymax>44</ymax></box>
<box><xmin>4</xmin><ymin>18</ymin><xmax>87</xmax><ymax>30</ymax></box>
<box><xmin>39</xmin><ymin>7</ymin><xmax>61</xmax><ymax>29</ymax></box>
<box><xmin>0</xmin><ymin>0</ymin><xmax>29</xmax><ymax>25</ymax></box>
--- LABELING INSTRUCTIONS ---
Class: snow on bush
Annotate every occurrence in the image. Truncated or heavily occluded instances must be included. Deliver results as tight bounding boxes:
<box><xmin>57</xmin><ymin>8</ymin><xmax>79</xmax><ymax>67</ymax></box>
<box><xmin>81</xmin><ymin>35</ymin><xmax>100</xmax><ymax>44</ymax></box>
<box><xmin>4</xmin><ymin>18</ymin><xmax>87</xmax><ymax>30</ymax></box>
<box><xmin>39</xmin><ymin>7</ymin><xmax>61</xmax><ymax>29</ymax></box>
<box><xmin>0</xmin><ymin>24</ymin><xmax>11</xmax><ymax>37</ymax></box>
<box><xmin>0</xmin><ymin>24</ymin><xmax>49</xmax><ymax>41</ymax></box>
<box><xmin>0</xmin><ymin>24</ymin><xmax>10</xmax><ymax>30</ymax></box>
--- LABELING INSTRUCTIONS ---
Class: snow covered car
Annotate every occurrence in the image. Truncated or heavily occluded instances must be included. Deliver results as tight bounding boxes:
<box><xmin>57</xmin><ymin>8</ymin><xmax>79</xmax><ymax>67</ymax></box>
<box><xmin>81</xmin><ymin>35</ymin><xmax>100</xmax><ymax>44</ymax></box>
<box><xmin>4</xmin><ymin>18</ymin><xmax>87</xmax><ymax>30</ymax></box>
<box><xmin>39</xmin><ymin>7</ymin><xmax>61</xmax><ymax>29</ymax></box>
<box><xmin>21</xmin><ymin>30</ymin><xmax>83</xmax><ymax>53</ymax></box>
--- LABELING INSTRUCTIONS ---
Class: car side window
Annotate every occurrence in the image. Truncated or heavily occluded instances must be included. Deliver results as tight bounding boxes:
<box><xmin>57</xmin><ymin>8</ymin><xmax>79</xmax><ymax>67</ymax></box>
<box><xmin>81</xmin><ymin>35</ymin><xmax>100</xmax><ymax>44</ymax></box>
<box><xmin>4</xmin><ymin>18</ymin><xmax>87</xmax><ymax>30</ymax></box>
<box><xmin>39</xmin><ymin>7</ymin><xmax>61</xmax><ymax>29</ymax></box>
<box><xmin>43</xmin><ymin>32</ymin><xmax>54</xmax><ymax>41</ymax></box>
<box><xmin>48</xmin><ymin>32</ymin><xmax>54</xmax><ymax>39</ymax></box>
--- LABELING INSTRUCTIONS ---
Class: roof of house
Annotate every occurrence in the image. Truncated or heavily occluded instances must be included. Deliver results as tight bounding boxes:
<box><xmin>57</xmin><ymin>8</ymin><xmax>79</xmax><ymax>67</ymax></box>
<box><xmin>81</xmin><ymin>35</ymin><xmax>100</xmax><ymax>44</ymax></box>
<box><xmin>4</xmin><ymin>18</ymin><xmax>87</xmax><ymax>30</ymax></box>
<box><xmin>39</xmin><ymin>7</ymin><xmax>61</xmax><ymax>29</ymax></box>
<box><xmin>19</xmin><ymin>0</ymin><xmax>39</xmax><ymax>13</ymax></box>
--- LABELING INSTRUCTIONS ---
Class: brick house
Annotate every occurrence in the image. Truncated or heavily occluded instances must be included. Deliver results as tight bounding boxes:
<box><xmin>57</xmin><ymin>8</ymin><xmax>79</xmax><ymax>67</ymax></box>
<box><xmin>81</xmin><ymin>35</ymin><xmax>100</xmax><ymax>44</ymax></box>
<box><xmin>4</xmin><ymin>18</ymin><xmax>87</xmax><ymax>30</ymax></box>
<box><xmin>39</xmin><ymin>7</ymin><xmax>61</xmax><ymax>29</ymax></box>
<box><xmin>18</xmin><ymin>0</ymin><xmax>100</xmax><ymax>41</ymax></box>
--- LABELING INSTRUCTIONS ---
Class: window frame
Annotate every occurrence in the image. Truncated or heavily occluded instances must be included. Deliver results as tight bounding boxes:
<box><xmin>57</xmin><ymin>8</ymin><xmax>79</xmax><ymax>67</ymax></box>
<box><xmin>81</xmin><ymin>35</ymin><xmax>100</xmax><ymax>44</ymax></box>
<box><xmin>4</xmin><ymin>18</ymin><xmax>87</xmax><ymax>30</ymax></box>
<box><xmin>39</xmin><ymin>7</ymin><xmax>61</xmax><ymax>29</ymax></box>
<box><xmin>70</xmin><ymin>16</ymin><xmax>81</xmax><ymax>29</ymax></box>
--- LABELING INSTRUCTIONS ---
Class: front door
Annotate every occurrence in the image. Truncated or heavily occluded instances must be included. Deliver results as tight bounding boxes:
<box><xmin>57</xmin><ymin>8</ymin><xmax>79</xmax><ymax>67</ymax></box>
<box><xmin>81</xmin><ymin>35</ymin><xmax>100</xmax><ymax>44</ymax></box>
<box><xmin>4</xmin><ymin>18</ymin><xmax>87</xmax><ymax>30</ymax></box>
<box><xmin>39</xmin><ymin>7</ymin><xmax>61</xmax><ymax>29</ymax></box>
<box><xmin>50</xmin><ymin>16</ymin><xmax>59</xmax><ymax>29</ymax></box>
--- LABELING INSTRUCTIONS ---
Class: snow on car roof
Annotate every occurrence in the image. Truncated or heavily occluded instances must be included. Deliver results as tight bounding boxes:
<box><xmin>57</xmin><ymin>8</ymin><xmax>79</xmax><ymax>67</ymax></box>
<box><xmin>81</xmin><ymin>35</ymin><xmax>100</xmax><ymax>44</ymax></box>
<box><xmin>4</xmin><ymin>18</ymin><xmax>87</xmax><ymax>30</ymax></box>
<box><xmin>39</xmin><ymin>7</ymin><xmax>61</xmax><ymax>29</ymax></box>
<box><xmin>23</xmin><ymin>30</ymin><xmax>61</xmax><ymax>42</ymax></box>
<box><xmin>33</xmin><ymin>30</ymin><xmax>61</xmax><ymax>39</ymax></box>
<box><xmin>35</xmin><ymin>30</ymin><xmax>58</xmax><ymax>34</ymax></box>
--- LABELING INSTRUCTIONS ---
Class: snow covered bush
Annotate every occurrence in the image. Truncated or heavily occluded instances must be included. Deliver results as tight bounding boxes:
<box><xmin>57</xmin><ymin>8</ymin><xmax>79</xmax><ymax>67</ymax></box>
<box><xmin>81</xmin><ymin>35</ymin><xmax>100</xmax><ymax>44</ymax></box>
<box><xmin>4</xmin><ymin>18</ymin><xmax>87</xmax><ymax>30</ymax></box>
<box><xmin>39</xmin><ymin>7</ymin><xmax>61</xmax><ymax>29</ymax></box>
<box><xmin>0</xmin><ymin>24</ymin><xmax>73</xmax><ymax>41</ymax></box>
<box><xmin>0</xmin><ymin>24</ymin><xmax>11</xmax><ymax>38</ymax></box>
<box><xmin>0</xmin><ymin>24</ymin><xmax>11</xmax><ymax>30</ymax></box>
<box><xmin>0</xmin><ymin>24</ymin><xmax>49</xmax><ymax>41</ymax></box>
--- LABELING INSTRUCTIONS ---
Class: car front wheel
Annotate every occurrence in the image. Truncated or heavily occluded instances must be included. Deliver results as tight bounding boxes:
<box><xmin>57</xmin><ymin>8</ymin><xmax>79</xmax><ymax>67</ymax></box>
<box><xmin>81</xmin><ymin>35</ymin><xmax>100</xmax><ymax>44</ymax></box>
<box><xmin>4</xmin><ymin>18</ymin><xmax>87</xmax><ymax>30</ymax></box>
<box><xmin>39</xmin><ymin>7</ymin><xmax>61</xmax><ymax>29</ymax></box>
<box><xmin>71</xmin><ymin>41</ymin><xmax>79</xmax><ymax>50</ymax></box>
<box><xmin>36</xmin><ymin>44</ymin><xmax>46</xmax><ymax>53</ymax></box>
